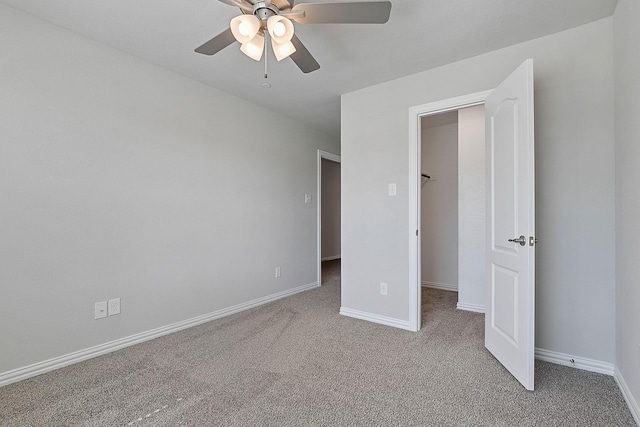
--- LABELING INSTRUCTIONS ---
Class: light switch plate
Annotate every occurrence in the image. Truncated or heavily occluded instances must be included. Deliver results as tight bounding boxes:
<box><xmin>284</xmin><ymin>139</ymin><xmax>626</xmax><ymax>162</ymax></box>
<box><xmin>380</xmin><ymin>282</ymin><xmax>388</xmax><ymax>295</ymax></box>
<box><xmin>388</xmin><ymin>183</ymin><xmax>397</xmax><ymax>196</ymax></box>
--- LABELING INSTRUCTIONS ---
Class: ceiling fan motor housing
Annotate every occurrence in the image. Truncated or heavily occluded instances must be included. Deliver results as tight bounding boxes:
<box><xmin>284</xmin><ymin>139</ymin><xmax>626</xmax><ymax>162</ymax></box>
<box><xmin>253</xmin><ymin>1</ymin><xmax>279</xmax><ymax>24</ymax></box>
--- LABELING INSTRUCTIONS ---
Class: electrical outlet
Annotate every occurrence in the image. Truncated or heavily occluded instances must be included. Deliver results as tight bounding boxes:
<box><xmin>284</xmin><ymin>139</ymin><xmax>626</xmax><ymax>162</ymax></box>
<box><xmin>305</xmin><ymin>194</ymin><xmax>312</xmax><ymax>204</ymax></box>
<box><xmin>275</xmin><ymin>267</ymin><xmax>281</xmax><ymax>278</ymax></box>
<box><xmin>94</xmin><ymin>301</ymin><xmax>107</xmax><ymax>319</ymax></box>
<box><xmin>380</xmin><ymin>282</ymin><xmax>388</xmax><ymax>296</ymax></box>
<box><xmin>108</xmin><ymin>298</ymin><xmax>121</xmax><ymax>316</ymax></box>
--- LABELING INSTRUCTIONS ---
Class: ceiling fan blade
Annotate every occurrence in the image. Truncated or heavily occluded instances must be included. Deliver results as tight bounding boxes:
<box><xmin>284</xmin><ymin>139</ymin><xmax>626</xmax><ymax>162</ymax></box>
<box><xmin>217</xmin><ymin>0</ymin><xmax>253</xmax><ymax>13</ymax></box>
<box><xmin>289</xmin><ymin>34</ymin><xmax>320</xmax><ymax>73</ymax></box>
<box><xmin>195</xmin><ymin>28</ymin><xmax>236</xmax><ymax>56</ymax></box>
<box><xmin>271</xmin><ymin>0</ymin><xmax>294</xmax><ymax>11</ymax></box>
<box><xmin>291</xmin><ymin>1</ymin><xmax>391</xmax><ymax>24</ymax></box>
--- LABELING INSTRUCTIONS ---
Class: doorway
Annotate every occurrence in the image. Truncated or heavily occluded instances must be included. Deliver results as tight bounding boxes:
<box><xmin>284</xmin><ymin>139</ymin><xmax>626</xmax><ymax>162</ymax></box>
<box><xmin>420</xmin><ymin>105</ymin><xmax>487</xmax><ymax>317</ymax></box>
<box><xmin>408</xmin><ymin>91</ymin><xmax>491</xmax><ymax>331</ymax></box>
<box><xmin>317</xmin><ymin>150</ymin><xmax>341</xmax><ymax>286</ymax></box>
<box><xmin>420</xmin><ymin>110</ymin><xmax>460</xmax><ymax>297</ymax></box>
<box><xmin>410</xmin><ymin>60</ymin><xmax>536</xmax><ymax>391</ymax></box>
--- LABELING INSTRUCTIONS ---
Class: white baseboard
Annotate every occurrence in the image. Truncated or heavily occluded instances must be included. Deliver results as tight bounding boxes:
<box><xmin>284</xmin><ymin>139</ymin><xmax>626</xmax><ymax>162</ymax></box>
<box><xmin>339</xmin><ymin>307</ymin><xmax>412</xmax><ymax>331</ymax></box>
<box><xmin>321</xmin><ymin>255</ymin><xmax>341</xmax><ymax>262</ymax></box>
<box><xmin>532</xmin><ymin>350</ymin><xmax>638</xmax><ymax>422</ymax></box>
<box><xmin>534</xmin><ymin>348</ymin><xmax>614</xmax><ymax>376</ymax></box>
<box><xmin>0</xmin><ymin>281</ymin><xmax>319</xmax><ymax>388</ymax></box>
<box><xmin>457</xmin><ymin>302</ymin><xmax>485</xmax><ymax>313</ymax></box>
<box><xmin>614</xmin><ymin>366</ymin><xmax>640</xmax><ymax>426</ymax></box>
<box><xmin>421</xmin><ymin>281</ymin><xmax>458</xmax><ymax>292</ymax></box>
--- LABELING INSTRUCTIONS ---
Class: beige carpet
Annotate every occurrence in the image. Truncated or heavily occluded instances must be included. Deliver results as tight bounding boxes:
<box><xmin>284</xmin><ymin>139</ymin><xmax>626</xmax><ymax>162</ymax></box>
<box><xmin>0</xmin><ymin>260</ymin><xmax>636</xmax><ymax>426</ymax></box>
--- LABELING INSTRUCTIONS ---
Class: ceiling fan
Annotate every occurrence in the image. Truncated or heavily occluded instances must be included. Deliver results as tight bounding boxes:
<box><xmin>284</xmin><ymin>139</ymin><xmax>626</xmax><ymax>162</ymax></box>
<box><xmin>195</xmin><ymin>0</ymin><xmax>392</xmax><ymax>74</ymax></box>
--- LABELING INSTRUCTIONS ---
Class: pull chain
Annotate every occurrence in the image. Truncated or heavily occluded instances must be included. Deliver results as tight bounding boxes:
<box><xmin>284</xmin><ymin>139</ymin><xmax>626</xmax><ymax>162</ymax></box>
<box><xmin>263</xmin><ymin>31</ymin><xmax>268</xmax><ymax>79</ymax></box>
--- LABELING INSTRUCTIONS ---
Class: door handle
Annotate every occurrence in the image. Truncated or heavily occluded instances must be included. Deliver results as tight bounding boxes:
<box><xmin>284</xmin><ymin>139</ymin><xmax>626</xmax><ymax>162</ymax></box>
<box><xmin>508</xmin><ymin>235</ymin><xmax>526</xmax><ymax>246</ymax></box>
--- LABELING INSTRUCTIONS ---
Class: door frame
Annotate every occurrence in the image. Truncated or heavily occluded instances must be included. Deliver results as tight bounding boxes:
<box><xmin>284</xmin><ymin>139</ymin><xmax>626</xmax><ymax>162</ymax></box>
<box><xmin>408</xmin><ymin>90</ymin><xmax>492</xmax><ymax>332</ymax></box>
<box><xmin>317</xmin><ymin>149</ymin><xmax>341</xmax><ymax>287</ymax></box>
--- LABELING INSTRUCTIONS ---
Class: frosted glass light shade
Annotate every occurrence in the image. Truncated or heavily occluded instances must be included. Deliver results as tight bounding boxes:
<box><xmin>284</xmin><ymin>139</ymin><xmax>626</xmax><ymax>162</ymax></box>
<box><xmin>267</xmin><ymin>16</ymin><xmax>294</xmax><ymax>44</ymax></box>
<box><xmin>271</xmin><ymin>39</ymin><xmax>296</xmax><ymax>61</ymax></box>
<box><xmin>240</xmin><ymin>34</ymin><xmax>265</xmax><ymax>61</ymax></box>
<box><xmin>230</xmin><ymin>15</ymin><xmax>260</xmax><ymax>44</ymax></box>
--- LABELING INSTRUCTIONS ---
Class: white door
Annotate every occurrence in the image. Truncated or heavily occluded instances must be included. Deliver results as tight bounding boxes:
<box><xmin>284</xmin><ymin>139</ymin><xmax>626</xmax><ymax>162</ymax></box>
<box><xmin>485</xmin><ymin>59</ymin><xmax>536</xmax><ymax>391</ymax></box>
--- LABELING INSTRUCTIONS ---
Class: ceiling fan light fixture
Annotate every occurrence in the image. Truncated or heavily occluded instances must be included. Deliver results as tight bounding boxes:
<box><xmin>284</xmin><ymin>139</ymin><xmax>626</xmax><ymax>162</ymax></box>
<box><xmin>240</xmin><ymin>33</ymin><xmax>265</xmax><ymax>61</ymax></box>
<box><xmin>230</xmin><ymin>15</ymin><xmax>260</xmax><ymax>44</ymax></box>
<box><xmin>198</xmin><ymin>0</ymin><xmax>393</xmax><ymax>74</ymax></box>
<box><xmin>272</xmin><ymin>39</ymin><xmax>296</xmax><ymax>61</ymax></box>
<box><xmin>267</xmin><ymin>15</ymin><xmax>294</xmax><ymax>44</ymax></box>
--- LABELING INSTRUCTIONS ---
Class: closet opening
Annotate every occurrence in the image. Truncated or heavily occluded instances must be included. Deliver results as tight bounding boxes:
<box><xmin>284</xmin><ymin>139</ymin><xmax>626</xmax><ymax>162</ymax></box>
<box><xmin>316</xmin><ymin>150</ymin><xmax>341</xmax><ymax>288</ymax></box>
<box><xmin>420</xmin><ymin>105</ymin><xmax>486</xmax><ymax>326</ymax></box>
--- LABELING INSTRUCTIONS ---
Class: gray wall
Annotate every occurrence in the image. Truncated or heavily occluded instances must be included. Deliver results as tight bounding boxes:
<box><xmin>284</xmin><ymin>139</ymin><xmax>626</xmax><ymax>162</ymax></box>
<box><xmin>0</xmin><ymin>6</ymin><xmax>339</xmax><ymax>375</ymax></box>
<box><xmin>420</xmin><ymin>118</ymin><xmax>458</xmax><ymax>289</ymax></box>
<box><xmin>614</xmin><ymin>0</ymin><xmax>640</xmax><ymax>418</ymax></box>
<box><xmin>342</xmin><ymin>18</ymin><xmax>616</xmax><ymax>363</ymax></box>
<box><xmin>321</xmin><ymin>159</ymin><xmax>341</xmax><ymax>260</ymax></box>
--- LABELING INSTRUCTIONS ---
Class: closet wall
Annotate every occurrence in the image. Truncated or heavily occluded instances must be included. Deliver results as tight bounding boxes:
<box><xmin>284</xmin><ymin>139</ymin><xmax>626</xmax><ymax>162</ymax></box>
<box><xmin>457</xmin><ymin>105</ymin><xmax>485</xmax><ymax>311</ymax></box>
<box><xmin>420</xmin><ymin>112</ymin><xmax>459</xmax><ymax>290</ymax></box>
<box><xmin>321</xmin><ymin>159</ymin><xmax>341</xmax><ymax>260</ymax></box>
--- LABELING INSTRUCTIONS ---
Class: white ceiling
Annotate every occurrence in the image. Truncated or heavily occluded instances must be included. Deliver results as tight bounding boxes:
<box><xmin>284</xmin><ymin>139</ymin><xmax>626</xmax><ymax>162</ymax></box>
<box><xmin>1</xmin><ymin>0</ymin><xmax>617</xmax><ymax>138</ymax></box>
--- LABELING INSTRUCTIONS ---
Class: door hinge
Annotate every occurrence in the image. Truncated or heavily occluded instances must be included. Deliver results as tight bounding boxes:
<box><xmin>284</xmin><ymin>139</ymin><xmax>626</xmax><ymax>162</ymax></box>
<box><xmin>416</xmin><ymin>229</ymin><xmax>419</xmax><ymax>237</ymax></box>
<box><xmin>529</xmin><ymin>236</ymin><xmax>538</xmax><ymax>246</ymax></box>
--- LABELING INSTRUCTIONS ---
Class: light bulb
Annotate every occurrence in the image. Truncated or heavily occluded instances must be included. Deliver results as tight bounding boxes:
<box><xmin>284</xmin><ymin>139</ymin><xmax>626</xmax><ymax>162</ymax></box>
<box><xmin>272</xmin><ymin>21</ymin><xmax>286</xmax><ymax>37</ymax></box>
<box><xmin>267</xmin><ymin>16</ymin><xmax>294</xmax><ymax>44</ymax></box>
<box><xmin>230</xmin><ymin>15</ymin><xmax>260</xmax><ymax>44</ymax></box>
<box><xmin>238</xmin><ymin>22</ymin><xmax>250</xmax><ymax>37</ymax></box>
